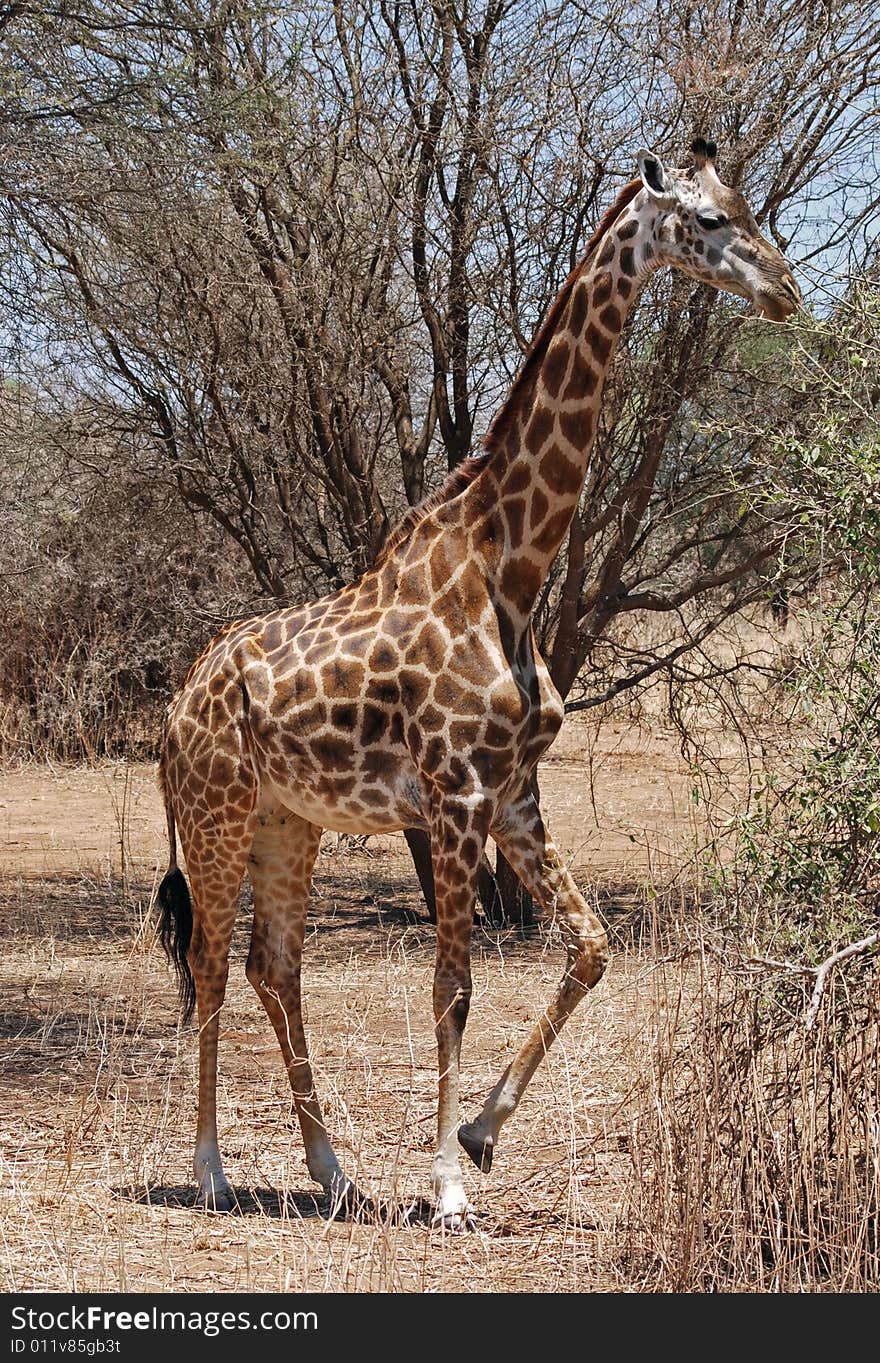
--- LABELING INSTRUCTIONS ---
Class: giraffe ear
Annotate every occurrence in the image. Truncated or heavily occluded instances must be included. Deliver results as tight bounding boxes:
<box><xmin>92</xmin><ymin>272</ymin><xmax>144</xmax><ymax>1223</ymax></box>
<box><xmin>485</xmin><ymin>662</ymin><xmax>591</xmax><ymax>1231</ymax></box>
<box><xmin>636</xmin><ymin>148</ymin><xmax>676</xmax><ymax>204</ymax></box>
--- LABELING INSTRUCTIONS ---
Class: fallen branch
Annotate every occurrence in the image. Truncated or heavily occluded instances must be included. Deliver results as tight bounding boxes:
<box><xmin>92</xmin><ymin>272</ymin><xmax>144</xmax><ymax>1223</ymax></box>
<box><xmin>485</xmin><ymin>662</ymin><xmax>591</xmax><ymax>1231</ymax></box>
<box><xmin>804</xmin><ymin>931</ymin><xmax>880</xmax><ymax>1032</ymax></box>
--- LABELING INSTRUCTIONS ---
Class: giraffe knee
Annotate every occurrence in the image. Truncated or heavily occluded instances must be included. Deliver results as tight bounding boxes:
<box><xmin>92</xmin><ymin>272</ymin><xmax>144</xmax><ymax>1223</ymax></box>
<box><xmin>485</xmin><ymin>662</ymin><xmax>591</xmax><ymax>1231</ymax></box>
<box><xmin>574</xmin><ymin>928</ymin><xmax>610</xmax><ymax>989</ymax></box>
<box><xmin>246</xmin><ymin>948</ymin><xmax>297</xmax><ymax>997</ymax></box>
<box><xmin>433</xmin><ymin>979</ymin><xmax>471</xmax><ymax>1032</ymax></box>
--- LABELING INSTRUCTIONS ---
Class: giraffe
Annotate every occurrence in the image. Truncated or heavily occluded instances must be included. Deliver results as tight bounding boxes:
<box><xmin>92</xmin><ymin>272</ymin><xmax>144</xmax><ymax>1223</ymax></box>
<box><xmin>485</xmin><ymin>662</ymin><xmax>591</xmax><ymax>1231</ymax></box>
<box><xmin>156</xmin><ymin>140</ymin><xmax>800</xmax><ymax>1228</ymax></box>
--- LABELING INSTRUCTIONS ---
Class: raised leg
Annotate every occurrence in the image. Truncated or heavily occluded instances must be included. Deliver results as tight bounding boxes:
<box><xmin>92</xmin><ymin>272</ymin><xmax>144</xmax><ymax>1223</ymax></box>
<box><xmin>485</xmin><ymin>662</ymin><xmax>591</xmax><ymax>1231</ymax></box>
<box><xmin>458</xmin><ymin>791</ymin><xmax>609</xmax><ymax>1173</ymax></box>
<box><xmin>245</xmin><ymin>809</ymin><xmax>352</xmax><ymax>1204</ymax></box>
<box><xmin>429</xmin><ymin>797</ymin><xmax>491</xmax><ymax>1229</ymax></box>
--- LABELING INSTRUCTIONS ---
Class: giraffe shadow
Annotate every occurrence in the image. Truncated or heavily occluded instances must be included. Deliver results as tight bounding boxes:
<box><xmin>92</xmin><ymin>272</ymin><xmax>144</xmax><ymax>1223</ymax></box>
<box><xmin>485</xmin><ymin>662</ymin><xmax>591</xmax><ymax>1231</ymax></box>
<box><xmin>114</xmin><ymin>1183</ymin><xmax>436</xmax><ymax>1225</ymax></box>
<box><xmin>116</xmin><ymin>1183</ymin><xmax>336</xmax><ymax>1220</ymax></box>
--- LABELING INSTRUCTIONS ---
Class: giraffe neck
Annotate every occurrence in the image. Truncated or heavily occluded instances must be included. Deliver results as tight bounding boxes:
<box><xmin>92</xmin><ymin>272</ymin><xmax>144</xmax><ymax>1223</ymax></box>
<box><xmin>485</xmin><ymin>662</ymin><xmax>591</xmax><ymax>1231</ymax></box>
<box><xmin>471</xmin><ymin>190</ymin><xmax>658</xmax><ymax>622</ymax></box>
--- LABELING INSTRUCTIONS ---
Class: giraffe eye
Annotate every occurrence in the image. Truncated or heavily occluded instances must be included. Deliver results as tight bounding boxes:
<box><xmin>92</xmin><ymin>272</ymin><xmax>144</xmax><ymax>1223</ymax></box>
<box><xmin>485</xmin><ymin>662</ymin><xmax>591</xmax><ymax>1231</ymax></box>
<box><xmin>696</xmin><ymin>213</ymin><xmax>727</xmax><ymax>231</ymax></box>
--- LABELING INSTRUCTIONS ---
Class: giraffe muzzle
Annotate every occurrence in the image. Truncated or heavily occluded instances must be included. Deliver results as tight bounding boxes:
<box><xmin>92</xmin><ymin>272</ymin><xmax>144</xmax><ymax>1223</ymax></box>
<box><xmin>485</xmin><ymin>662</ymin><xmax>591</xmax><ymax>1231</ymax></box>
<box><xmin>755</xmin><ymin>271</ymin><xmax>801</xmax><ymax>322</ymax></box>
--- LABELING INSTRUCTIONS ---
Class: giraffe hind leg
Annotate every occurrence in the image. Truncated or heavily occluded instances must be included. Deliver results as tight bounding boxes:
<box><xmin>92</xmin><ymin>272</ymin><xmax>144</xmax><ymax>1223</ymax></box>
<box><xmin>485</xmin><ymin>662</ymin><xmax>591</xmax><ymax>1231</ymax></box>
<box><xmin>185</xmin><ymin>846</ymin><xmax>253</xmax><ymax>1211</ymax></box>
<box><xmin>163</xmin><ymin>743</ymin><xmax>259</xmax><ymax>1212</ymax></box>
<box><xmin>245</xmin><ymin>809</ymin><xmax>357</xmax><ymax>1214</ymax></box>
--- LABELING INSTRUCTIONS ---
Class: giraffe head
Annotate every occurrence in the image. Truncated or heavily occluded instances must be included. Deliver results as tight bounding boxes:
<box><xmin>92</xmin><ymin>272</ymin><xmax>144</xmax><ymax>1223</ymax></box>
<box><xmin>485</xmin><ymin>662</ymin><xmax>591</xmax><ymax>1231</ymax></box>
<box><xmin>635</xmin><ymin>139</ymin><xmax>800</xmax><ymax>322</ymax></box>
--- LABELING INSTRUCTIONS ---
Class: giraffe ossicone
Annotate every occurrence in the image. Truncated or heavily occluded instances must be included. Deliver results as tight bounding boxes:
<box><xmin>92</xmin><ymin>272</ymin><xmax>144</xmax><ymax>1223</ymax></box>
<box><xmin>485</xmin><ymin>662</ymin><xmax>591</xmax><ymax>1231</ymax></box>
<box><xmin>156</xmin><ymin>141</ymin><xmax>799</xmax><ymax>1227</ymax></box>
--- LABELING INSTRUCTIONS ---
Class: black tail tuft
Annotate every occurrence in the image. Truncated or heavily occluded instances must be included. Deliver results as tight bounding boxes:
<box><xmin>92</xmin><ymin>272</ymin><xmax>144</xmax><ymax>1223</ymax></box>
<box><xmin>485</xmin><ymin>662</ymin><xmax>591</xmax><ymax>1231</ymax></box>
<box><xmin>157</xmin><ymin>867</ymin><xmax>196</xmax><ymax>1023</ymax></box>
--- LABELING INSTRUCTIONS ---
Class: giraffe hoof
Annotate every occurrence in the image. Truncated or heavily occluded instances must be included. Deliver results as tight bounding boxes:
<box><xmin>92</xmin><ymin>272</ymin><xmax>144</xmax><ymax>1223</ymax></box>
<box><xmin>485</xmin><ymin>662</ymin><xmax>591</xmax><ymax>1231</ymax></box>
<box><xmin>432</xmin><ymin>1206</ymin><xmax>480</xmax><ymax>1233</ymax></box>
<box><xmin>325</xmin><ymin>1180</ymin><xmax>374</xmax><ymax>1222</ymax></box>
<box><xmin>458</xmin><ymin>1123</ymin><xmax>494</xmax><ymax>1173</ymax></box>
<box><xmin>195</xmin><ymin>1182</ymin><xmax>236</xmax><ymax>1213</ymax></box>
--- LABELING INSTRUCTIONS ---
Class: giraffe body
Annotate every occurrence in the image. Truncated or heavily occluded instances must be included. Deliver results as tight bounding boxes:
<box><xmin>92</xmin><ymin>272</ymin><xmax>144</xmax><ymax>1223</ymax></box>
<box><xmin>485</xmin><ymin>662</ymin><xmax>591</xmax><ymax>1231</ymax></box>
<box><xmin>157</xmin><ymin>141</ymin><xmax>799</xmax><ymax>1225</ymax></box>
<box><xmin>166</xmin><ymin>513</ymin><xmax>564</xmax><ymax>839</ymax></box>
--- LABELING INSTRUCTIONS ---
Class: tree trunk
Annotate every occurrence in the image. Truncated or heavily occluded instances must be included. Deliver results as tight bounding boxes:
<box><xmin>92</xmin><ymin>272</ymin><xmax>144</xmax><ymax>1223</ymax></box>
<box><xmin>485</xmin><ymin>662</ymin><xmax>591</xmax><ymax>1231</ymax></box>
<box><xmin>403</xmin><ymin>827</ymin><xmax>437</xmax><ymax>921</ymax></box>
<box><xmin>403</xmin><ymin>827</ymin><xmax>530</xmax><ymax>927</ymax></box>
<box><xmin>493</xmin><ymin>848</ymin><xmax>535</xmax><ymax>928</ymax></box>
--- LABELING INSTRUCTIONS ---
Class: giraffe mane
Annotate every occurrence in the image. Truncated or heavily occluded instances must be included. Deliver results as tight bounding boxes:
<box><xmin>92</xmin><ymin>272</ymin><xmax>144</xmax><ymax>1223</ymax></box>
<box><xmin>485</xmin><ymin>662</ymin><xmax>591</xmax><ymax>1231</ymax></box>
<box><xmin>374</xmin><ymin>177</ymin><xmax>642</xmax><ymax>567</ymax></box>
<box><xmin>374</xmin><ymin>458</ymin><xmax>487</xmax><ymax>565</ymax></box>
<box><xmin>483</xmin><ymin>177</ymin><xmax>642</xmax><ymax>455</ymax></box>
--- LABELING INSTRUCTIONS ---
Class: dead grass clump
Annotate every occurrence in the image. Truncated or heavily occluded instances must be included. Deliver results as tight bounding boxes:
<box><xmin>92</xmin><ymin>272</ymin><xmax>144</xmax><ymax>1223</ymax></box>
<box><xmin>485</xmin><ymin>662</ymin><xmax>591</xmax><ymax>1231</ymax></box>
<box><xmin>620</xmin><ymin>932</ymin><xmax>879</xmax><ymax>1291</ymax></box>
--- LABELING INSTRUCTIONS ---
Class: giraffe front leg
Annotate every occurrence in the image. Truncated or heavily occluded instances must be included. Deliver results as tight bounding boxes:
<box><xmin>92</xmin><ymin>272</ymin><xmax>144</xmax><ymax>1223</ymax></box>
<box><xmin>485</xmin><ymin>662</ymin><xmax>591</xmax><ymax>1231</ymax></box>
<box><xmin>458</xmin><ymin>792</ymin><xmax>609</xmax><ymax>1174</ymax></box>
<box><xmin>429</xmin><ymin>797</ymin><xmax>491</xmax><ymax>1230</ymax></box>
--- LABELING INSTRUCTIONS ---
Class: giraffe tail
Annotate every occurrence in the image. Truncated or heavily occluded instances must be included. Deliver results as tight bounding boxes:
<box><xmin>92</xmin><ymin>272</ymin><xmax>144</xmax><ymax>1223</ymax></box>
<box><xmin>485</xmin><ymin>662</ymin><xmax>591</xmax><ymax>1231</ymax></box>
<box><xmin>156</xmin><ymin>748</ymin><xmax>196</xmax><ymax>1024</ymax></box>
